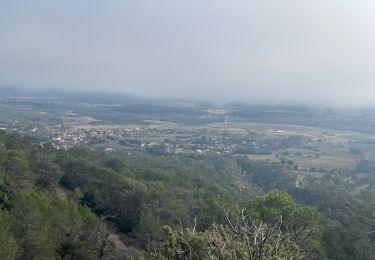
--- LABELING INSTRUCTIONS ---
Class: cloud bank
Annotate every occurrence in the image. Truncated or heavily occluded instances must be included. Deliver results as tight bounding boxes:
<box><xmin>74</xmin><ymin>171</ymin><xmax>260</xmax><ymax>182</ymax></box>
<box><xmin>1</xmin><ymin>0</ymin><xmax>375</xmax><ymax>105</ymax></box>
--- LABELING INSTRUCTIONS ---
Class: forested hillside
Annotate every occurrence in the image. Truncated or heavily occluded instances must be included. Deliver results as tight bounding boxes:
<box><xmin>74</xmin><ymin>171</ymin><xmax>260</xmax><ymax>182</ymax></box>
<box><xmin>0</xmin><ymin>130</ymin><xmax>374</xmax><ymax>259</ymax></box>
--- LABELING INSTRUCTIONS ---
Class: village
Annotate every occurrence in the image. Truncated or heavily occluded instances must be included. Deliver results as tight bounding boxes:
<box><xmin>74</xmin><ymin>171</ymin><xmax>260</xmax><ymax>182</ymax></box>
<box><xmin>48</xmin><ymin>125</ymin><xmax>243</xmax><ymax>155</ymax></box>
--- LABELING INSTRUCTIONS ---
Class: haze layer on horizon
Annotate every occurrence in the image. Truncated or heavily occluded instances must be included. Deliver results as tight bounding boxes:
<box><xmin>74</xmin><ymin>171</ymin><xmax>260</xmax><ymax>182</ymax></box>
<box><xmin>1</xmin><ymin>1</ymin><xmax>375</xmax><ymax>106</ymax></box>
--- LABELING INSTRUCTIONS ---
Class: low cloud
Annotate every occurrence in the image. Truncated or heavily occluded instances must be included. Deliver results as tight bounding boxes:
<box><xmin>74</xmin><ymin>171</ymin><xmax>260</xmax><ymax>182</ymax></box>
<box><xmin>1</xmin><ymin>0</ymin><xmax>375</xmax><ymax>106</ymax></box>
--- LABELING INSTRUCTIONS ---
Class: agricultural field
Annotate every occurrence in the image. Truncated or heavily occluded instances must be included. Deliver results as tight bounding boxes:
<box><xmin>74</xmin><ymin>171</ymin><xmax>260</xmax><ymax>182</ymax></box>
<box><xmin>1</xmin><ymin>90</ymin><xmax>375</xmax><ymax>177</ymax></box>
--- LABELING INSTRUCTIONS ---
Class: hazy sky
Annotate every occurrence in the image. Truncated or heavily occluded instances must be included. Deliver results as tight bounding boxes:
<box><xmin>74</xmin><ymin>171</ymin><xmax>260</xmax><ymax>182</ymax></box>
<box><xmin>1</xmin><ymin>1</ymin><xmax>375</xmax><ymax>105</ymax></box>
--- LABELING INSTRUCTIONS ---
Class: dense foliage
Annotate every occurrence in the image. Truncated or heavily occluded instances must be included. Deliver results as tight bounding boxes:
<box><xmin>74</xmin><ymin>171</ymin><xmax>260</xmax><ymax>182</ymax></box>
<box><xmin>0</xmin><ymin>130</ymin><xmax>375</xmax><ymax>259</ymax></box>
<box><xmin>155</xmin><ymin>191</ymin><xmax>321</xmax><ymax>259</ymax></box>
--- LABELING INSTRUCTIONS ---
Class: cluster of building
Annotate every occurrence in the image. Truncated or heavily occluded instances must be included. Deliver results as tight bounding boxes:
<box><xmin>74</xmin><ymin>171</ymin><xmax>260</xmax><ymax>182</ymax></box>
<box><xmin>47</xmin><ymin>126</ymin><xmax>245</xmax><ymax>155</ymax></box>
